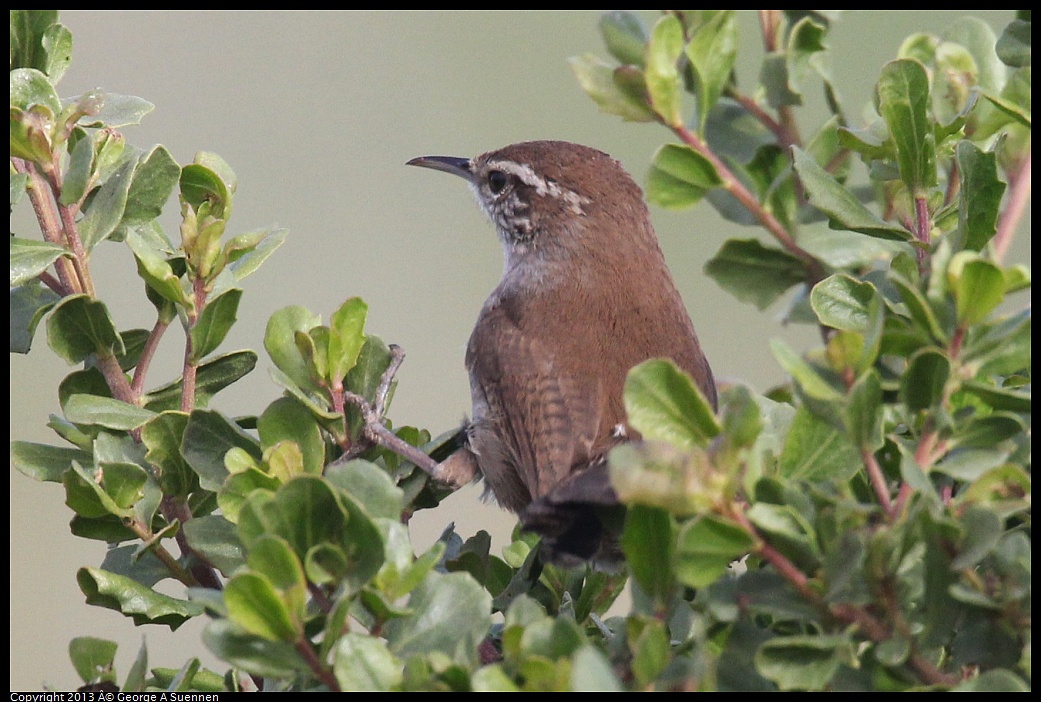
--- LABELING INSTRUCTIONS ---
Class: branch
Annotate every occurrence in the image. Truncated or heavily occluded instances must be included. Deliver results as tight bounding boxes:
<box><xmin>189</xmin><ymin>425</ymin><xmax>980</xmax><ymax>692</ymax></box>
<box><xmin>993</xmin><ymin>150</ymin><xmax>1031</xmax><ymax>264</ymax></box>
<box><xmin>131</xmin><ymin>317</ymin><xmax>172</xmax><ymax>398</ymax></box>
<box><xmin>730</xmin><ymin>502</ymin><xmax>958</xmax><ymax>686</ymax></box>
<box><xmin>295</xmin><ymin>638</ymin><xmax>341</xmax><ymax>692</ymax></box>
<box><xmin>861</xmin><ymin>448</ymin><xmax>895</xmax><ymax>518</ymax></box>
<box><xmin>671</xmin><ymin>124</ymin><xmax>826</xmax><ymax>284</ymax></box>
<box><xmin>12</xmin><ymin>158</ymin><xmax>79</xmax><ymax>294</ymax></box>
<box><xmin>339</xmin><ymin>346</ymin><xmax>448</xmax><ymax>481</ymax></box>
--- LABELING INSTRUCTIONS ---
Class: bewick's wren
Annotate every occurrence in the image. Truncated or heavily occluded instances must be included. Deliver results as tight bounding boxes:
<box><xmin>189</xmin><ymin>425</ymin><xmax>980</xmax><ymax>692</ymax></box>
<box><xmin>408</xmin><ymin>140</ymin><xmax>716</xmax><ymax>565</ymax></box>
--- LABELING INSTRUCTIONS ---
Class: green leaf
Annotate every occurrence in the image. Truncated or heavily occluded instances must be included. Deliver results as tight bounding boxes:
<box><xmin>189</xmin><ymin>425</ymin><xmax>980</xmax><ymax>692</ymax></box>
<box><xmin>944</xmin><ymin>17</ymin><xmax>1006</xmax><ymax>93</ymax></box>
<box><xmin>996</xmin><ymin>19</ymin><xmax>1031</xmax><ymax>68</ymax></box>
<box><xmin>77</xmin><ymin>567</ymin><xmax>203</xmax><ymax>628</ymax></box>
<box><xmin>219</xmin><ymin>466</ymin><xmax>281</xmax><ymax>523</ymax></box>
<box><xmin>258</xmin><ymin>397</ymin><xmax>325</xmax><ymax>476</ymax></box>
<box><xmin>180</xmin><ymin>163</ymin><xmax>229</xmax><ymax>219</ymax></box>
<box><xmin>227</xmin><ymin>226</ymin><xmax>288</xmax><ymax>281</ymax></box>
<box><xmin>11</xmin><ymin>441</ymin><xmax>91</xmax><ymax>482</ymax></box>
<box><xmin>140</xmin><ymin>411</ymin><xmax>195</xmax><ymax>497</ymax></box>
<box><xmin>60</xmin><ymin>133</ymin><xmax>95</xmax><ymax>205</ymax></box>
<box><xmin>953</xmin><ymin>669</ymin><xmax>1031</xmax><ymax>692</ymax></box>
<box><xmin>645</xmin><ymin>15</ymin><xmax>684</xmax><ymax>126</ymax></box>
<box><xmin>568</xmin><ymin>54</ymin><xmax>657</xmax><ymax>122</ymax></box>
<box><xmin>223</xmin><ymin>572</ymin><xmax>299</xmax><ymax>642</ymax></box>
<box><xmin>189</xmin><ymin>288</ymin><xmax>242</xmax><ymax>363</ymax></box>
<box><xmin>10</xmin><ymin>11</ymin><xmax>70</xmax><ymax>82</ymax></box>
<box><xmin>628</xmin><ymin>617</ymin><xmax>670</xmax><ymax>688</ymax></box>
<box><xmin>247</xmin><ymin>535</ymin><xmax>307</xmax><ymax>616</ymax></box>
<box><xmin>181</xmin><ymin>409</ymin><xmax>262</xmax><ymax>492</ymax></box>
<box><xmin>675</xmin><ymin>515</ymin><xmax>755</xmax><ymax>589</ymax></box>
<box><xmin>746</xmin><ymin>502</ymin><xmax>819</xmax><ymax>568</ymax></box>
<box><xmin>383</xmin><ymin>571</ymin><xmax>492</xmax><ymax>666</ymax></box>
<box><xmin>646</xmin><ymin>143</ymin><xmax>722</xmax><ymax>209</ymax></box>
<box><xmin>952</xmin><ymin>412</ymin><xmax>1027</xmax><ymax>450</ymax></box>
<box><xmin>900</xmin><ymin>348</ymin><xmax>951</xmax><ymax>411</ymax></box>
<box><xmin>755</xmin><ymin>634</ymin><xmax>851</xmax><ymax>691</ymax></box>
<box><xmin>844</xmin><ymin>369</ymin><xmax>883</xmax><ymax>451</ymax></box>
<box><xmin>778</xmin><ymin>407</ymin><xmax>860</xmax><ymax>481</ymax></box>
<box><xmin>955</xmin><ymin>141</ymin><xmax>1006</xmax><ymax>252</ymax></box>
<box><xmin>126</xmin><ymin>229</ymin><xmax>191</xmax><ymax>309</ymax></box>
<box><xmin>10</xmin><ymin>67</ymin><xmax>61</xmax><ymax>114</ymax></box>
<box><xmin>8</xmin><ymin>283</ymin><xmax>57</xmax><ymax>353</ymax></box>
<box><xmin>325</xmin><ymin>459</ymin><xmax>404</xmax><ymax>521</ymax></box>
<box><xmin>785</xmin><ymin>17</ymin><xmax>832</xmax><ymax>104</ymax></box>
<box><xmin>143</xmin><ymin>350</ymin><xmax>257</xmax><ymax>412</ymax></box>
<box><xmin>68</xmin><ymin>636</ymin><xmax>118</xmax><ymax>686</ymax></box>
<box><xmin>334</xmin><ymin>634</ymin><xmax>404</xmax><ymax>692</ymax></box>
<box><xmin>811</xmin><ymin>274</ymin><xmax>880</xmax><ymax>332</ymax></box>
<box><xmin>64</xmin><ymin>394</ymin><xmax>156</xmax><ymax>430</ymax></box>
<box><xmin>948</xmin><ymin>253</ymin><xmax>1005</xmax><ymax>325</ymax></box>
<box><xmin>265</xmin><ymin>305</ymin><xmax>323</xmax><ymax>395</ymax></box>
<box><xmin>622</xmin><ymin>504</ymin><xmax>675</xmax><ymax>605</ymax></box>
<box><xmin>623</xmin><ymin>358</ymin><xmax>719</xmax><ymax>450</ymax></box>
<box><xmin>876</xmin><ymin>59</ymin><xmax>936</xmax><ymax>194</ymax></box>
<box><xmin>889</xmin><ymin>272</ymin><xmax>949</xmax><ymax>344</ymax></box>
<box><xmin>571</xmin><ymin>645</ymin><xmax>624</xmax><ymax>692</ymax></box>
<box><xmin>121</xmin><ymin>144</ymin><xmax>181</xmax><ymax>227</ymax></box>
<box><xmin>811</xmin><ymin>274</ymin><xmax>884</xmax><ymax>371</ymax></box>
<box><xmin>79</xmin><ymin>157</ymin><xmax>137</xmax><ymax>250</ymax></box>
<box><xmin>791</xmin><ymin>147</ymin><xmax>912</xmax><ymax>241</ymax></box>
<box><xmin>329</xmin><ymin>297</ymin><xmax>368</xmax><ymax>383</ymax></box>
<box><xmin>46</xmin><ymin>294</ymin><xmax>125</xmax><ymax>363</ymax></box>
<box><xmin>10</xmin><ymin>237</ymin><xmax>68</xmax><ymax>287</ymax></box>
<box><xmin>201</xmin><ymin>620</ymin><xmax>309</xmax><ymax>679</ymax></box>
<box><xmin>770</xmin><ymin>339</ymin><xmax>843</xmax><ymax>403</ymax></box>
<box><xmin>75</xmin><ymin>92</ymin><xmax>155</xmax><ymax>128</ymax></box>
<box><xmin>704</xmin><ymin>238</ymin><xmax>808</xmax><ymax>310</ymax></box>
<box><xmin>598</xmin><ymin>11</ymin><xmax>647</xmax><ymax>67</ymax></box>
<box><xmin>686</xmin><ymin>11</ymin><xmax>737</xmax><ymax>131</ymax></box>
<box><xmin>235</xmin><ymin>476</ymin><xmax>384</xmax><ymax>593</ymax></box>
<box><xmin>960</xmin><ymin>381</ymin><xmax>1031</xmax><ymax>413</ymax></box>
<box><xmin>182</xmin><ymin>515</ymin><xmax>246</xmax><ymax>577</ymax></box>
<box><xmin>609</xmin><ymin>441</ymin><xmax>721</xmax><ymax>516</ymax></box>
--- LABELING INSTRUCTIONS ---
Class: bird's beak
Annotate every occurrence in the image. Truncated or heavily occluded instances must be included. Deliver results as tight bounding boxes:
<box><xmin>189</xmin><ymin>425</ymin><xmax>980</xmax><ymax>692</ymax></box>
<box><xmin>406</xmin><ymin>155</ymin><xmax>474</xmax><ymax>183</ymax></box>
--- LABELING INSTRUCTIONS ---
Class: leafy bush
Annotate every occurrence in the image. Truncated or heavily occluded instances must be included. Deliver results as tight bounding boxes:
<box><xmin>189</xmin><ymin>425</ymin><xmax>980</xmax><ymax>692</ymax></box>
<box><xmin>11</xmin><ymin>10</ymin><xmax>1030</xmax><ymax>691</ymax></box>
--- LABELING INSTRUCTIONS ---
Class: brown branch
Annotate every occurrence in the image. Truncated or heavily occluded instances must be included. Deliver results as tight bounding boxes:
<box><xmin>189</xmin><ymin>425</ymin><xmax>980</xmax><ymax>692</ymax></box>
<box><xmin>125</xmin><ymin>514</ymin><xmax>200</xmax><ymax>588</ymax></box>
<box><xmin>993</xmin><ymin>150</ymin><xmax>1031</xmax><ymax>264</ymax></box>
<box><xmin>295</xmin><ymin>638</ymin><xmax>341</xmax><ymax>692</ymax></box>
<box><xmin>12</xmin><ymin>158</ymin><xmax>78</xmax><ymax>294</ymax></box>
<box><xmin>131</xmin><ymin>318</ymin><xmax>171</xmax><ymax>399</ymax></box>
<box><xmin>181</xmin><ymin>278</ymin><xmax>209</xmax><ymax>414</ymax></box>
<box><xmin>338</xmin><ymin>345</ymin><xmax>447</xmax><ymax>480</ymax></box>
<box><xmin>861</xmin><ymin>448</ymin><xmax>895</xmax><ymax>518</ymax></box>
<box><xmin>162</xmin><ymin>496</ymin><xmax>223</xmax><ymax>590</ymax></box>
<box><xmin>671</xmin><ymin>124</ymin><xmax>826</xmax><ymax>283</ymax></box>
<box><xmin>730</xmin><ymin>502</ymin><xmax>958</xmax><ymax>686</ymax></box>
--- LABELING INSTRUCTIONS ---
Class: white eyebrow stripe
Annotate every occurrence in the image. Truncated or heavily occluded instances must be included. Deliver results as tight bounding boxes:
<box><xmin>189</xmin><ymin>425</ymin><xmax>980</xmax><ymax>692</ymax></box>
<box><xmin>485</xmin><ymin>159</ymin><xmax>590</xmax><ymax>215</ymax></box>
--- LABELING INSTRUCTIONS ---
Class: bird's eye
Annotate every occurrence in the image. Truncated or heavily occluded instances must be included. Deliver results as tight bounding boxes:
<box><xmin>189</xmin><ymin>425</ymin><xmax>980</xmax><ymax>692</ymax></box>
<box><xmin>487</xmin><ymin>170</ymin><xmax>508</xmax><ymax>194</ymax></box>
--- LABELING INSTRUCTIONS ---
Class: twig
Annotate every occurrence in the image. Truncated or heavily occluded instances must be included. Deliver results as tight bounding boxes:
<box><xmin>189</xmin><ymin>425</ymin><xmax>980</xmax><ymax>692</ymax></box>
<box><xmin>339</xmin><ymin>346</ymin><xmax>445</xmax><ymax>479</ymax></box>
<box><xmin>671</xmin><ymin>123</ymin><xmax>826</xmax><ymax>284</ymax></box>
<box><xmin>861</xmin><ymin>448</ymin><xmax>895</xmax><ymax>518</ymax></box>
<box><xmin>131</xmin><ymin>318</ymin><xmax>171</xmax><ymax>398</ymax></box>
<box><xmin>12</xmin><ymin>158</ymin><xmax>79</xmax><ymax>294</ymax></box>
<box><xmin>730</xmin><ymin>503</ymin><xmax>958</xmax><ymax>687</ymax></box>
<box><xmin>295</xmin><ymin>638</ymin><xmax>341</xmax><ymax>692</ymax></box>
<box><xmin>993</xmin><ymin>150</ymin><xmax>1031</xmax><ymax>264</ymax></box>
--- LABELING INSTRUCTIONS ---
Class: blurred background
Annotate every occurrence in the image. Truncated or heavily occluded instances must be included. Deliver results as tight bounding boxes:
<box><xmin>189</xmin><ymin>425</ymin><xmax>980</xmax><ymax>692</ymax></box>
<box><xmin>10</xmin><ymin>11</ymin><xmax>1026</xmax><ymax>690</ymax></box>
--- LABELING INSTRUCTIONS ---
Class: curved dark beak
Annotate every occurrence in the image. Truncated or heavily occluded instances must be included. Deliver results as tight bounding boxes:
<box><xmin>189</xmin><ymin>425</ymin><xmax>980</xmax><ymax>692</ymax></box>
<box><xmin>406</xmin><ymin>155</ymin><xmax>474</xmax><ymax>182</ymax></box>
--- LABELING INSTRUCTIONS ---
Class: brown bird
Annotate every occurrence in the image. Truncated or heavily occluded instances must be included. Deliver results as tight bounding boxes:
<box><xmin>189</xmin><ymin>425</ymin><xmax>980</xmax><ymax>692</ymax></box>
<box><xmin>408</xmin><ymin>141</ymin><xmax>716</xmax><ymax>566</ymax></box>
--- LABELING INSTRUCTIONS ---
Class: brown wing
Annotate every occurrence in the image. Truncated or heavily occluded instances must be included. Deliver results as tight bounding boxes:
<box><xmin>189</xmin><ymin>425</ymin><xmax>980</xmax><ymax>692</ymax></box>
<box><xmin>465</xmin><ymin>303</ymin><xmax>602</xmax><ymax>514</ymax></box>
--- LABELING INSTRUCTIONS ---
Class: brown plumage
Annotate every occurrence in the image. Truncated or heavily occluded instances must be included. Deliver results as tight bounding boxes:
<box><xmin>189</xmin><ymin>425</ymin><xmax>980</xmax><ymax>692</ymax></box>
<box><xmin>409</xmin><ymin>141</ymin><xmax>716</xmax><ymax>566</ymax></box>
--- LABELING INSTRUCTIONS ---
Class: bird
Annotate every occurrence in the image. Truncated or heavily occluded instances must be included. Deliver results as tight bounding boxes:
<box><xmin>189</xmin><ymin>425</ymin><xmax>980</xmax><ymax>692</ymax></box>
<box><xmin>408</xmin><ymin>140</ymin><xmax>716</xmax><ymax>566</ymax></box>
